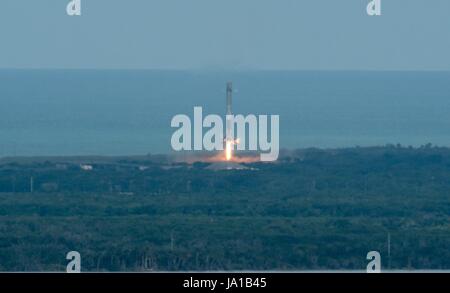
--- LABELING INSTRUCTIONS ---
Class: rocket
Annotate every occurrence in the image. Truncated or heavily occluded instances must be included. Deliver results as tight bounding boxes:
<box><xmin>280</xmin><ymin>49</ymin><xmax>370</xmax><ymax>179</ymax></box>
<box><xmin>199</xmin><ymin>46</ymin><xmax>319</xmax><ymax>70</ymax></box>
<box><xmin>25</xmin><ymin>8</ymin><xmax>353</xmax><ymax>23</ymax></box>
<box><xmin>226</xmin><ymin>82</ymin><xmax>232</xmax><ymax>116</ymax></box>
<box><xmin>226</xmin><ymin>82</ymin><xmax>233</xmax><ymax>140</ymax></box>
<box><xmin>225</xmin><ymin>82</ymin><xmax>234</xmax><ymax>161</ymax></box>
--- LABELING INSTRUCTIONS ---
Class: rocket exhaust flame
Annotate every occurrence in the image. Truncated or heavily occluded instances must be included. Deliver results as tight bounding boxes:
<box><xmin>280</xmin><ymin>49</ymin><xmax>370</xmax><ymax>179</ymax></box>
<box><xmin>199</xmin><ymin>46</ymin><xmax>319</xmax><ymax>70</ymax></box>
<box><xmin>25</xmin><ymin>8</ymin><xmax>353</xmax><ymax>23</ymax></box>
<box><xmin>225</xmin><ymin>138</ymin><xmax>240</xmax><ymax>161</ymax></box>
<box><xmin>226</xmin><ymin>140</ymin><xmax>232</xmax><ymax>161</ymax></box>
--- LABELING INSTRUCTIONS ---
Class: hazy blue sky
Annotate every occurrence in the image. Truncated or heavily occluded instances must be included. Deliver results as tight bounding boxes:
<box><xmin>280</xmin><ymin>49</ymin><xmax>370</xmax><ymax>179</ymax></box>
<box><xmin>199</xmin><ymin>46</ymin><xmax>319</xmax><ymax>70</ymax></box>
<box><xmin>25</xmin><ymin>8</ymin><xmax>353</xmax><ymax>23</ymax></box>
<box><xmin>0</xmin><ymin>0</ymin><xmax>449</xmax><ymax>70</ymax></box>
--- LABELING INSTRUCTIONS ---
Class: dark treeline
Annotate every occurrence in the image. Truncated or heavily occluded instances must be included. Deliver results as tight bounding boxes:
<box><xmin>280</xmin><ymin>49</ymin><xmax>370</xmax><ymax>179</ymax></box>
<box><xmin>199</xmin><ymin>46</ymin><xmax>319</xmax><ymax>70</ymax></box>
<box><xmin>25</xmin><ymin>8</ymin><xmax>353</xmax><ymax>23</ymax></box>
<box><xmin>0</xmin><ymin>145</ymin><xmax>450</xmax><ymax>271</ymax></box>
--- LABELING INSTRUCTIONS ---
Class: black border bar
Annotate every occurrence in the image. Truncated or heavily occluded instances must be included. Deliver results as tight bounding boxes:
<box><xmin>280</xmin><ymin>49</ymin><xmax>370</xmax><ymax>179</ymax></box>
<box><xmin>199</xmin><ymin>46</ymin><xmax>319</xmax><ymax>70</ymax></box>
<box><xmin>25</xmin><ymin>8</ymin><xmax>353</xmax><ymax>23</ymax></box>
<box><xmin>1</xmin><ymin>272</ymin><xmax>450</xmax><ymax>291</ymax></box>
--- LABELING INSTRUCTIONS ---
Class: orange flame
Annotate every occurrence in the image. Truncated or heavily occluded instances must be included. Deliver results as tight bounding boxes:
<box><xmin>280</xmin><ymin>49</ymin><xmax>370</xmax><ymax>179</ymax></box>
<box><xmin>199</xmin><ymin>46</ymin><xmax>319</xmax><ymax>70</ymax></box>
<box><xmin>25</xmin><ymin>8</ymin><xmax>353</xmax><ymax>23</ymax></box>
<box><xmin>225</xmin><ymin>141</ymin><xmax>232</xmax><ymax>161</ymax></box>
<box><xmin>225</xmin><ymin>138</ymin><xmax>240</xmax><ymax>161</ymax></box>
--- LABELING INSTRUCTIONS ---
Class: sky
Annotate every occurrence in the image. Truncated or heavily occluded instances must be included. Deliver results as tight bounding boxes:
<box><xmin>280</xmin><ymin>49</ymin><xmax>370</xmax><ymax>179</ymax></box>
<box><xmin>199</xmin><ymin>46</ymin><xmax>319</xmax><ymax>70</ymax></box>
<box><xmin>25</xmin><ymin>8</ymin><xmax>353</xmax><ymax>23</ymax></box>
<box><xmin>0</xmin><ymin>0</ymin><xmax>449</xmax><ymax>70</ymax></box>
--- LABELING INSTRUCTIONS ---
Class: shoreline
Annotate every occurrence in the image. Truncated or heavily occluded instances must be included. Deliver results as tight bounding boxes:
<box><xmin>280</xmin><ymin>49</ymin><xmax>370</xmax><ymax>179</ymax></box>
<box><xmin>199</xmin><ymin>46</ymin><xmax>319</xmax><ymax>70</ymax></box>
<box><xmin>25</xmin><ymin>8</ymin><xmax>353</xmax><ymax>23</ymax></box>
<box><xmin>0</xmin><ymin>144</ymin><xmax>443</xmax><ymax>165</ymax></box>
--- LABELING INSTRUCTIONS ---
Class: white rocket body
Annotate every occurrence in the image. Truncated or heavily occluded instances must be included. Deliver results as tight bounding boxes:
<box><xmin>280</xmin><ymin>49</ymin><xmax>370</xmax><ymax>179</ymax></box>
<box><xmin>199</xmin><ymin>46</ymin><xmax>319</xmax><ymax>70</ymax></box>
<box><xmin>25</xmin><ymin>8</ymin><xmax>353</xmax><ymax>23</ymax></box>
<box><xmin>226</xmin><ymin>82</ymin><xmax>233</xmax><ymax>141</ymax></box>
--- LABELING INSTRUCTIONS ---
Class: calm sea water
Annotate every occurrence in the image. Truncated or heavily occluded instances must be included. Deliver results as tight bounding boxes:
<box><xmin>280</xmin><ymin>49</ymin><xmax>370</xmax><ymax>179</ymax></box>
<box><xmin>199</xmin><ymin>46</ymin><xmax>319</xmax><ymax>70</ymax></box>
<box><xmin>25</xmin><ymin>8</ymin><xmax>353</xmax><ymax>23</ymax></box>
<box><xmin>0</xmin><ymin>70</ymin><xmax>449</xmax><ymax>157</ymax></box>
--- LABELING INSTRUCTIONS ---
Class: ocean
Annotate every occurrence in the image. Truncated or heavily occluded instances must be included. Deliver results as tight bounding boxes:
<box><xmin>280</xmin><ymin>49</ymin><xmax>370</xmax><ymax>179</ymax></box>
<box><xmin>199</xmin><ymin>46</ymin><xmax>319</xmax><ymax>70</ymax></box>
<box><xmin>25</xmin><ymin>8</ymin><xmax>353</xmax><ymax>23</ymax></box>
<box><xmin>0</xmin><ymin>69</ymin><xmax>449</xmax><ymax>157</ymax></box>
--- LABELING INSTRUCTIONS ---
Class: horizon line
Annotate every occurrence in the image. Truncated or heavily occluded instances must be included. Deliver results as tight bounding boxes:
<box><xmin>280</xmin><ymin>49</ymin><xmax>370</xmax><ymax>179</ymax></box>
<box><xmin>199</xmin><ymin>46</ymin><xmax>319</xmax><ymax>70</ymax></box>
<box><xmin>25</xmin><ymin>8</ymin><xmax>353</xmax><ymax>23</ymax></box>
<box><xmin>0</xmin><ymin>68</ymin><xmax>450</xmax><ymax>73</ymax></box>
